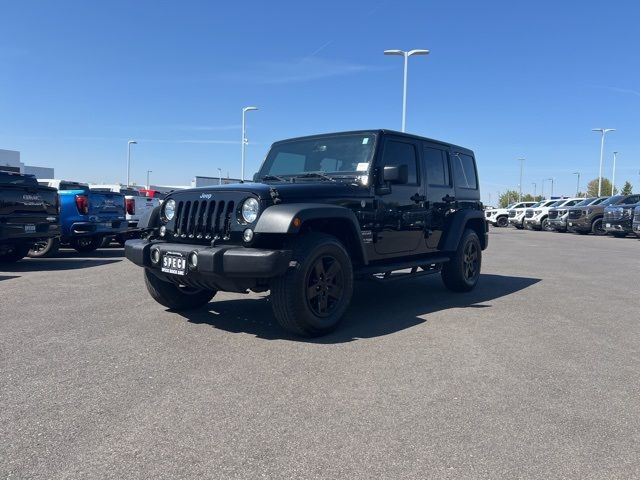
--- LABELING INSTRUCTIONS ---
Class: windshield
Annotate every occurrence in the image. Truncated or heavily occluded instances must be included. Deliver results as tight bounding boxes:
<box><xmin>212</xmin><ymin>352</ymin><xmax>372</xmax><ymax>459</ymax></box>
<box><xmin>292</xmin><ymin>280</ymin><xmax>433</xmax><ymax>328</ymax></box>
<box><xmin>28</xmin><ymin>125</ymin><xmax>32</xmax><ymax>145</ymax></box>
<box><xmin>601</xmin><ymin>195</ymin><xmax>623</xmax><ymax>206</ymax></box>
<box><xmin>260</xmin><ymin>133</ymin><xmax>376</xmax><ymax>179</ymax></box>
<box><xmin>591</xmin><ymin>197</ymin><xmax>608</xmax><ymax>205</ymax></box>
<box><xmin>575</xmin><ymin>198</ymin><xmax>596</xmax><ymax>207</ymax></box>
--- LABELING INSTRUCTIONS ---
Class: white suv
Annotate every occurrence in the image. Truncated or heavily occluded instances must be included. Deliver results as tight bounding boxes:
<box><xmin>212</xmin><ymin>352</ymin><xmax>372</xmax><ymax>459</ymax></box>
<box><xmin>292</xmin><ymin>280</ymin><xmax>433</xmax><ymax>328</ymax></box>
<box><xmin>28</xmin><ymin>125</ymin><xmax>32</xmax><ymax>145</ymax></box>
<box><xmin>507</xmin><ymin>202</ymin><xmax>539</xmax><ymax>229</ymax></box>
<box><xmin>485</xmin><ymin>202</ymin><xmax>536</xmax><ymax>227</ymax></box>
<box><xmin>523</xmin><ymin>199</ymin><xmax>571</xmax><ymax>231</ymax></box>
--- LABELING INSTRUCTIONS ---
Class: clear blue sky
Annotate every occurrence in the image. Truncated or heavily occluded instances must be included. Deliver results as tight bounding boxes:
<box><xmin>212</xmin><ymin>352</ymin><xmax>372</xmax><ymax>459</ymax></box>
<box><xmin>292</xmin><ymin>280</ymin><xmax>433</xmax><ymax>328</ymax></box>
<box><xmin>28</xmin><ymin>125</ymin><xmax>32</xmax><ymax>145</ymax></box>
<box><xmin>1</xmin><ymin>0</ymin><xmax>639</xmax><ymax>203</ymax></box>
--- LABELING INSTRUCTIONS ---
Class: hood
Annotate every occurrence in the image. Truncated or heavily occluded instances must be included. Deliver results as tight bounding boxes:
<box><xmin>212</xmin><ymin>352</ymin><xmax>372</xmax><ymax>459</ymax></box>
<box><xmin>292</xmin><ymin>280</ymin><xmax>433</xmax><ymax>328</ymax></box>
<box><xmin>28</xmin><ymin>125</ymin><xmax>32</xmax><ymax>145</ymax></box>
<box><xmin>174</xmin><ymin>181</ymin><xmax>368</xmax><ymax>202</ymax></box>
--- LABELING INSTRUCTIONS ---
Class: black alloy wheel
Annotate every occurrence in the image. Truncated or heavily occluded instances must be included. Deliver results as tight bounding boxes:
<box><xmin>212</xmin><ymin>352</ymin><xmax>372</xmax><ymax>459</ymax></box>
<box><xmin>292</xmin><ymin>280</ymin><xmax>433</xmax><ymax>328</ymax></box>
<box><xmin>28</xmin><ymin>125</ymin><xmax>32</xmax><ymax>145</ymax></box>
<box><xmin>497</xmin><ymin>216</ymin><xmax>508</xmax><ymax>228</ymax></box>
<box><xmin>462</xmin><ymin>241</ymin><xmax>479</xmax><ymax>282</ymax></box>
<box><xmin>305</xmin><ymin>255</ymin><xmax>345</xmax><ymax>317</ymax></box>
<box><xmin>591</xmin><ymin>218</ymin><xmax>606</xmax><ymax>236</ymax></box>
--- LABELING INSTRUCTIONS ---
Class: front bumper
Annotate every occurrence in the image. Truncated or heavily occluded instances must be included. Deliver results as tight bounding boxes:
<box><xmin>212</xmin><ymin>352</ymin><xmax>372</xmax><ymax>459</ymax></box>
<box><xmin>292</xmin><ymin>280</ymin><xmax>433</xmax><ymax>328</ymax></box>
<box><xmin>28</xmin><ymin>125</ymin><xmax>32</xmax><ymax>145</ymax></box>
<box><xmin>508</xmin><ymin>215</ymin><xmax>524</xmax><ymax>226</ymax></box>
<box><xmin>603</xmin><ymin>219</ymin><xmax>633</xmax><ymax>234</ymax></box>
<box><xmin>634</xmin><ymin>222</ymin><xmax>640</xmax><ymax>237</ymax></box>
<box><xmin>125</xmin><ymin>239</ymin><xmax>292</xmax><ymax>279</ymax></box>
<box><xmin>524</xmin><ymin>217</ymin><xmax>542</xmax><ymax>228</ymax></box>
<box><xmin>566</xmin><ymin>217</ymin><xmax>591</xmax><ymax>232</ymax></box>
<box><xmin>549</xmin><ymin>218</ymin><xmax>567</xmax><ymax>230</ymax></box>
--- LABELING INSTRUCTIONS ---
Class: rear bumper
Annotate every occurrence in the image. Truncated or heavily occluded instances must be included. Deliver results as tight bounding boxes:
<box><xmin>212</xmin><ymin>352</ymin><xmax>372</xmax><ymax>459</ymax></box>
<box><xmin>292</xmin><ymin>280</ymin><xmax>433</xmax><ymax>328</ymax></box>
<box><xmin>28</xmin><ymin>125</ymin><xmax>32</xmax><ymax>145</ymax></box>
<box><xmin>125</xmin><ymin>239</ymin><xmax>292</xmax><ymax>279</ymax></box>
<box><xmin>66</xmin><ymin>220</ymin><xmax>128</xmax><ymax>238</ymax></box>
<box><xmin>0</xmin><ymin>221</ymin><xmax>60</xmax><ymax>244</ymax></box>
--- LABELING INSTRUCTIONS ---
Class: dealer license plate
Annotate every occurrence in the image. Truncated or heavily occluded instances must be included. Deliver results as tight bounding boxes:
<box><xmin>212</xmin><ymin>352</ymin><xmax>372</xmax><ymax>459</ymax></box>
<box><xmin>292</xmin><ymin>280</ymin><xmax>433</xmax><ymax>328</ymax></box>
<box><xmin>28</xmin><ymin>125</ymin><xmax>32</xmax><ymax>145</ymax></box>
<box><xmin>161</xmin><ymin>254</ymin><xmax>186</xmax><ymax>276</ymax></box>
<box><xmin>24</xmin><ymin>224</ymin><xmax>36</xmax><ymax>233</ymax></box>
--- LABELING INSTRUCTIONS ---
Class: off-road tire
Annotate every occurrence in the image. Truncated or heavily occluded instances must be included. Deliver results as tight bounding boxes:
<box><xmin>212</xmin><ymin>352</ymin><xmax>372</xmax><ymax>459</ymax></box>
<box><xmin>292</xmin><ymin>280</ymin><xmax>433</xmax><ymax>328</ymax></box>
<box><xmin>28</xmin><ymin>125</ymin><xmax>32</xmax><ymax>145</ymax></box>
<box><xmin>0</xmin><ymin>244</ymin><xmax>31</xmax><ymax>263</ymax></box>
<box><xmin>591</xmin><ymin>218</ymin><xmax>606</xmax><ymax>236</ymax></box>
<box><xmin>441</xmin><ymin>229</ymin><xmax>482</xmax><ymax>292</ymax></box>
<box><xmin>270</xmin><ymin>233</ymin><xmax>353</xmax><ymax>337</ymax></box>
<box><xmin>144</xmin><ymin>269</ymin><xmax>216</xmax><ymax>311</ymax></box>
<box><xmin>496</xmin><ymin>216</ymin><xmax>508</xmax><ymax>228</ymax></box>
<box><xmin>70</xmin><ymin>236</ymin><xmax>102</xmax><ymax>253</ymax></box>
<box><xmin>28</xmin><ymin>237</ymin><xmax>60</xmax><ymax>258</ymax></box>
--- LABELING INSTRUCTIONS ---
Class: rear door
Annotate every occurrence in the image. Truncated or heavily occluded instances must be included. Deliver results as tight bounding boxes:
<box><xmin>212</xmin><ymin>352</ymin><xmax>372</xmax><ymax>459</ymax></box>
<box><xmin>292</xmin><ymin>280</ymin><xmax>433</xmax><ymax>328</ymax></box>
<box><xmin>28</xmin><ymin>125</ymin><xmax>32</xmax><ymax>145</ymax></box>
<box><xmin>422</xmin><ymin>142</ymin><xmax>455</xmax><ymax>250</ymax></box>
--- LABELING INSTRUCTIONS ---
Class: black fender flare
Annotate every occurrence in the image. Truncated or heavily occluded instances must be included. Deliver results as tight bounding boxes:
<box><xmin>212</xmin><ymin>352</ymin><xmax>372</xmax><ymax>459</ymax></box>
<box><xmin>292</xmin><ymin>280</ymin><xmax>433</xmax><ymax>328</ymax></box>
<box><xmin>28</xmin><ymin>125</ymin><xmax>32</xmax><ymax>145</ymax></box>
<box><xmin>439</xmin><ymin>209</ymin><xmax>488</xmax><ymax>252</ymax></box>
<box><xmin>255</xmin><ymin>203</ymin><xmax>368</xmax><ymax>264</ymax></box>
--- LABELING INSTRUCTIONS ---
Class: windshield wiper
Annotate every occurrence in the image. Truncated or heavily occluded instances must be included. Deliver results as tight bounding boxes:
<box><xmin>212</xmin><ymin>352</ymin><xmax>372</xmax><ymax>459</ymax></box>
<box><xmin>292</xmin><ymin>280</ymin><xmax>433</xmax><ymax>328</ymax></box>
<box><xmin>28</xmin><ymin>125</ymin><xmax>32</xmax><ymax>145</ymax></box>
<box><xmin>293</xmin><ymin>172</ymin><xmax>336</xmax><ymax>182</ymax></box>
<box><xmin>261</xmin><ymin>174</ymin><xmax>289</xmax><ymax>182</ymax></box>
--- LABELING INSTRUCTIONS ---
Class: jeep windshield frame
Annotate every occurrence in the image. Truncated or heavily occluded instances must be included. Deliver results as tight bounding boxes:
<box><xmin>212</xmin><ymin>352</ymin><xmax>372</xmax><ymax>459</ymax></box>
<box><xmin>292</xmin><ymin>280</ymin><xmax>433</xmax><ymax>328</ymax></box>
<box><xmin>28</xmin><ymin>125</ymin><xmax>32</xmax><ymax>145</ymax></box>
<box><xmin>258</xmin><ymin>132</ymin><xmax>378</xmax><ymax>182</ymax></box>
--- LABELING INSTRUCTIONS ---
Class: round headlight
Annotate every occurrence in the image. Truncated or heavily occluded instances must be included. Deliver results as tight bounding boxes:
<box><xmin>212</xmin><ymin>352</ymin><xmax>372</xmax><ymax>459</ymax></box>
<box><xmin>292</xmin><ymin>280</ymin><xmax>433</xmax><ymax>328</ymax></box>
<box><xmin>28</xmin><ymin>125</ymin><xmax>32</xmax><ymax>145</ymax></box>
<box><xmin>164</xmin><ymin>199</ymin><xmax>176</xmax><ymax>221</ymax></box>
<box><xmin>241</xmin><ymin>198</ymin><xmax>260</xmax><ymax>223</ymax></box>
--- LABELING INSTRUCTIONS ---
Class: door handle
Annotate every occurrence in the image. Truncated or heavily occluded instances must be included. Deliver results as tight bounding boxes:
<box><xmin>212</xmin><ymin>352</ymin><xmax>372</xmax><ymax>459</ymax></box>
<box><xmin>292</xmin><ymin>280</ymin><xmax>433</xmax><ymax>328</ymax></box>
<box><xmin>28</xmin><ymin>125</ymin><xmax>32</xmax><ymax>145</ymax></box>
<box><xmin>442</xmin><ymin>194</ymin><xmax>456</xmax><ymax>203</ymax></box>
<box><xmin>411</xmin><ymin>193</ymin><xmax>426</xmax><ymax>204</ymax></box>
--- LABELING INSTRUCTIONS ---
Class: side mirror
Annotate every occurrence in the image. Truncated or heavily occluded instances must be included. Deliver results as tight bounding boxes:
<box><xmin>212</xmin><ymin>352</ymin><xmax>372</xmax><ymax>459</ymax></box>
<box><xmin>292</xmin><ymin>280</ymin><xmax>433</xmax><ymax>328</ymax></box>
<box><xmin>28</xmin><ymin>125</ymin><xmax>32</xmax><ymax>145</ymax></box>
<box><xmin>383</xmin><ymin>164</ymin><xmax>408</xmax><ymax>184</ymax></box>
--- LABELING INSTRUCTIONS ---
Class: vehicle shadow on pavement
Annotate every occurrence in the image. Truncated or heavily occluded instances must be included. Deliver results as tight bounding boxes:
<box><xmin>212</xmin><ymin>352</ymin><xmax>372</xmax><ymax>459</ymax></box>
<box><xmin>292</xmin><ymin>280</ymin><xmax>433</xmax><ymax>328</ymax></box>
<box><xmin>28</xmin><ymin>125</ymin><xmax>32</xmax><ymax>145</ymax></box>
<box><xmin>0</xmin><ymin>275</ymin><xmax>20</xmax><ymax>282</ymax></box>
<box><xmin>180</xmin><ymin>273</ymin><xmax>541</xmax><ymax>343</ymax></box>
<box><xmin>1</xmin><ymin>258</ymin><xmax>122</xmax><ymax>272</ymax></box>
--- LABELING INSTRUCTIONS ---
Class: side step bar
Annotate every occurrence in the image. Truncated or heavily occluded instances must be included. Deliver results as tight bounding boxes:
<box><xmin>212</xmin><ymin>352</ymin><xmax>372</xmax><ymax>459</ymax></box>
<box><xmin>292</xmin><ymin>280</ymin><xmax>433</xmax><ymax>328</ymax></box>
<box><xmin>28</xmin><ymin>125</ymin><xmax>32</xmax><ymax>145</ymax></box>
<box><xmin>355</xmin><ymin>255</ymin><xmax>450</xmax><ymax>282</ymax></box>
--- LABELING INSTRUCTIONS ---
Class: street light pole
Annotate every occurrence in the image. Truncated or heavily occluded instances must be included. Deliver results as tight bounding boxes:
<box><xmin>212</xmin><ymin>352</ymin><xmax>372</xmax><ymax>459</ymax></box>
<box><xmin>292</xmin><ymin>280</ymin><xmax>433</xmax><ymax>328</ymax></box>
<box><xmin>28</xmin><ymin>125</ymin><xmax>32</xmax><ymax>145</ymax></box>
<box><xmin>146</xmin><ymin>170</ymin><xmax>152</xmax><ymax>189</ymax></box>
<box><xmin>541</xmin><ymin>179</ymin><xmax>546</xmax><ymax>199</ymax></box>
<box><xmin>592</xmin><ymin>128</ymin><xmax>615</xmax><ymax>197</ymax></box>
<box><xmin>127</xmin><ymin>140</ymin><xmax>137</xmax><ymax>187</ymax></box>
<box><xmin>532</xmin><ymin>182</ymin><xmax>537</xmax><ymax>199</ymax></box>
<box><xmin>573</xmin><ymin>172</ymin><xmax>580</xmax><ymax>197</ymax></box>
<box><xmin>217</xmin><ymin>168</ymin><xmax>222</xmax><ymax>185</ymax></box>
<box><xmin>548</xmin><ymin>178</ymin><xmax>554</xmax><ymax>198</ymax></box>
<box><xmin>383</xmin><ymin>49</ymin><xmax>430</xmax><ymax>132</ymax></box>
<box><xmin>518</xmin><ymin>158</ymin><xmax>525</xmax><ymax>201</ymax></box>
<box><xmin>611</xmin><ymin>151</ymin><xmax>618</xmax><ymax>195</ymax></box>
<box><xmin>241</xmin><ymin>106</ymin><xmax>258</xmax><ymax>182</ymax></box>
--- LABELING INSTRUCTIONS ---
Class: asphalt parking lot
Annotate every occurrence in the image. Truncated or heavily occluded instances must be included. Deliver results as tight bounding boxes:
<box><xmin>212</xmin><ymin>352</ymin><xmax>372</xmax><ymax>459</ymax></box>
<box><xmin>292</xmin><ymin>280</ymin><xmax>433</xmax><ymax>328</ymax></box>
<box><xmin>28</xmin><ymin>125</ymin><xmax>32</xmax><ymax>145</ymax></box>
<box><xmin>1</xmin><ymin>229</ymin><xmax>639</xmax><ymax>479</ymax></box>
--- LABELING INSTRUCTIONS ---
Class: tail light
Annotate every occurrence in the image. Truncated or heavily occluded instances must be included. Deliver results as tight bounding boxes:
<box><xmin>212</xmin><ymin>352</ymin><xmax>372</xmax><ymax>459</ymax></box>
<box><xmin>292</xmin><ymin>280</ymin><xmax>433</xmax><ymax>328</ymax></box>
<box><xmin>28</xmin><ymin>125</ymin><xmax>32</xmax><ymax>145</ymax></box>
<box><xmin>75</xmin><ymin>194</ymin><xmax>89</xmax><ymax>215</ymax></box>
<box><xmin>125</xmin><ymin>198</ymin><xmax>135</xmax><ymax>215</ymax></box>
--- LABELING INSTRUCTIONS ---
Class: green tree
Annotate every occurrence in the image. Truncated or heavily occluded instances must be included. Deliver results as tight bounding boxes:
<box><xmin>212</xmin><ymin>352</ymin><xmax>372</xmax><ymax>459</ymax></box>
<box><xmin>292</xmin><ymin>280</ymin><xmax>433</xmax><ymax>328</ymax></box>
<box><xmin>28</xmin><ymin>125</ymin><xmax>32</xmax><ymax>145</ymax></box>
<box><xmin>521</xmin><ymin>193</ymin><xmax>536</xmax><ymax>202</ymax></box>
<box><xmin>620</xmin><ymin>181</ymin><xmax>633</xmax><ymax>195</ymax></box>
<box><xmin>586</xmin><ymin>178</ymin><xmax>615</xmax><ymax>197</ymax></box>
<box><xmin>499</xmin><ymin>190</ymin><xmax>520</xmax><ymax>208</ymax></box>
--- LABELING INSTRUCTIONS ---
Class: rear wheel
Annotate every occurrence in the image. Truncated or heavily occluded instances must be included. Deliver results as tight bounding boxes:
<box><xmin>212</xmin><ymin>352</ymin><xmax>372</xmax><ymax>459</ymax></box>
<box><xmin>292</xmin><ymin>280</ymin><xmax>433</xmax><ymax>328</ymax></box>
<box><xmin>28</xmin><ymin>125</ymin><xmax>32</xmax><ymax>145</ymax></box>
<box><xmin>496</xmin><ymin>216</ymin><xmax>508</xmax><ymax>228</ymax></box>
<box><xmin>144</xmin><ymin>269</ymin><xmax>216</xmax><ymax>310</ymax></box>
<box><xmin>441</xmin><ymin>229</ymin><xmax>482</xmax><ymax>292</ymax></box>
<box><xmin>0</xmin><ymin>244</ymin><xmax>31</xmax><ymax>263</ymax></box>
<box><xmin>271</xmin><ymin>233</ymin><xmax>353</xmax><ymax>337</ymax></box>
<box><xmin>70</xmin><ymin>236</ymin><xmax>102</xmax><ymax>253</ymax></box>
<box><xmin>28</xmin><ymin>237</ymin><xmax>60</xmax><ymax>258</ymax></box>
<box><xmin>591</xmin><ymin>218</ymin><xmax>606</xmax><ymax>236</ymax></box>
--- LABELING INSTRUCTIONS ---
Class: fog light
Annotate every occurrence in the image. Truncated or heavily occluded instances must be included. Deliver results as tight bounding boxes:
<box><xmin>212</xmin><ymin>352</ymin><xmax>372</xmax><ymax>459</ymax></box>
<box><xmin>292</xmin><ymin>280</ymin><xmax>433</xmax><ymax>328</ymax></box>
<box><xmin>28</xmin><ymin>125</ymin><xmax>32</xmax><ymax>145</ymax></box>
<box><xmin>243</xmin><ymin>228</ymin><xmax>254</xmax><ymax>242</ymax></box>
<box><xmin>151</xmin><ymin>248</ymin><xmax>160</xmax><ymax>264</ymax></box>
<box><xmin>159</xmin><ymin>226</ymin><xmax>166</xmax><ymax>237</ymax></box>
<box><xmin>188</xmin><ymin>251</ymin><xmax>198</xmax><ymax>268</ymax></box>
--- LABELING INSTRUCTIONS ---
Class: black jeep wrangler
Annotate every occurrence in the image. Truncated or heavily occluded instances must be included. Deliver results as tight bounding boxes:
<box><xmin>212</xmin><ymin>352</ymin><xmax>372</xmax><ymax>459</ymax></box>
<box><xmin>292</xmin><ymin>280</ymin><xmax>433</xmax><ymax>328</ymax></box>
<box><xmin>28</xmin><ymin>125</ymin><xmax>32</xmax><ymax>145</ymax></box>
<box><xmin>125</xmin><ymin>130</ymin><xmax>488</xmax><ymax>336</ymax></box>
<box><xmin>0</xmin><ymin>171</ymin><xmax>60</xmax><ymax>263</ymax></box>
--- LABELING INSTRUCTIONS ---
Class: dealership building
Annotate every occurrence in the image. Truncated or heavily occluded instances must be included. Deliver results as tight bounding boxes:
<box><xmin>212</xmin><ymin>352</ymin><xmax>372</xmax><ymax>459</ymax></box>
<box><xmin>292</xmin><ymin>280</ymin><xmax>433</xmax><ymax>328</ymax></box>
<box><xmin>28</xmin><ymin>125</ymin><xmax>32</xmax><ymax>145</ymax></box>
<box><xmin>0</xmin><ymin>148</ymin><xmax>55</xmax><ymax>178</ymax></box>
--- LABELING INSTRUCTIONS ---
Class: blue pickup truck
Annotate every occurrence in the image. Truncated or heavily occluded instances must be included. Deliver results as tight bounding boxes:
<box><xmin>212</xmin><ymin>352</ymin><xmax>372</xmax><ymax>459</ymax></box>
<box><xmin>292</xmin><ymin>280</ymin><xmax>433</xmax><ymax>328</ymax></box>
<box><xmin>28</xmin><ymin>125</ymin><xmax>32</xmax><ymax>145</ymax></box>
<box><xmin>29</xmin><ymin>179</ymin><xmax>128</xmax><ymax>256</ymax></box>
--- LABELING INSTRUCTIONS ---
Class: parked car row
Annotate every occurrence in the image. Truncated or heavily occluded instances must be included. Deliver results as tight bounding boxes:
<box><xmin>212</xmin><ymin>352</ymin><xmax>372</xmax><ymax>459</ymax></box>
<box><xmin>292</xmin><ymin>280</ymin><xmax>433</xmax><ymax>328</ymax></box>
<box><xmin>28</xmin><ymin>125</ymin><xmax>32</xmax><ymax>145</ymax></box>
<box><xmin>485</xmin><ymin>194</ymin><xmax>640</xmax><ymax>238</ymax></box>
<box><xmin>0</xmin><ymin>172</ymin><xmax>160</xmax><ymax>263</ymax></box>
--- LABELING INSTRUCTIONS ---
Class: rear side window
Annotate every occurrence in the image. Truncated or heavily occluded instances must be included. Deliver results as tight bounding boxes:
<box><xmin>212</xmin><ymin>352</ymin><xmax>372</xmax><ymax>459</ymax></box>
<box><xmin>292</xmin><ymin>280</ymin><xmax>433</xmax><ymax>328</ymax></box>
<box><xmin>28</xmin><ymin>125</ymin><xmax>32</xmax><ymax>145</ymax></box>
<box><xmin>423</xmin><ymin>146</ymin><xmax>450</xmax><ymax>186</ymax></box>
<box><xmin>452</xmin><ymin>153</ymin><xmax>478</xmax><ymax>189</ymax></box>
<box><xmin>382</xmin><ymin>140</ymin><xmax>418</xmax><ymax>185</ymax></box>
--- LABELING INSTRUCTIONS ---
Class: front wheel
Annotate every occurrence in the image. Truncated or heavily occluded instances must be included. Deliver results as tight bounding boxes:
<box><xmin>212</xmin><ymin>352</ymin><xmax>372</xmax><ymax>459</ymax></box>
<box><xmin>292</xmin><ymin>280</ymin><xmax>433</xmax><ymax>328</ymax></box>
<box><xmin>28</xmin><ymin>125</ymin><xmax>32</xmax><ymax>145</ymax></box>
<box><xmin>144</xmin><ymin>269</ymin><xmax>216</xmax><ymax>310</ymax></box>
<box><xmin>496</xmin><ymin>216</ymin><xmax>508</xmax><ymax>228</ymax></box>
<box><xmin>591</xmin><ymin>218</ymin><xmax>606</xmax><ymax>236</ymax></box>
<box><xmin>28</xmin><ymin>237</ymin><xmax>60</xmax><ymax>258</ymax></box>
<box><xmin>441</xmin><ymin>229</ymin><xmax>482</xmax><ymax>292</ymax></box>
<box><xmin>541</xmin><ymin>218</ymin><xmax>554</xmax><ymax>231</ymax></box>
<box><xmin>70</xmin><ymin>236</ymin><xmax>102</xmax><ymax>253</ymax></box>
<box><xmin>270</xmin><ymin>233</ymin><xmax>354</xmax><ymax>337</ymax></box>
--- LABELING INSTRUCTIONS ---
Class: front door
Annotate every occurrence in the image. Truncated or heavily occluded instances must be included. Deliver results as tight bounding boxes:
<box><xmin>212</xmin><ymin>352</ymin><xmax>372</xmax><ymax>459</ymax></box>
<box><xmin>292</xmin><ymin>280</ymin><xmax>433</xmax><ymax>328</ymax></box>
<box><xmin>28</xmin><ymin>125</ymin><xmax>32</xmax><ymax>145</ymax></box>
<box><xmin>374</xmin><ymin>137</ymin><xmax>426</xmax><ymax>255</ymax></box>
<box><xmin>422</xmin><ymin>143</ymin><xmax>455</xmax><ymax>250</ymax></box>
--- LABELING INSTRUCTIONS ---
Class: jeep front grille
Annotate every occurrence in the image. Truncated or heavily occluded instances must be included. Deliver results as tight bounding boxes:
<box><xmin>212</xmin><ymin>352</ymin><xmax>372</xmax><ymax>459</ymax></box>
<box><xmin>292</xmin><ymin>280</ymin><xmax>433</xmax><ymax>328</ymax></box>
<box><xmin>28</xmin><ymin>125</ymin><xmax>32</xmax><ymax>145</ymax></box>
<box><xmin>173</xmin><ymin>199</ymin><xmax>235</xmax><ymax>240</ymax></box>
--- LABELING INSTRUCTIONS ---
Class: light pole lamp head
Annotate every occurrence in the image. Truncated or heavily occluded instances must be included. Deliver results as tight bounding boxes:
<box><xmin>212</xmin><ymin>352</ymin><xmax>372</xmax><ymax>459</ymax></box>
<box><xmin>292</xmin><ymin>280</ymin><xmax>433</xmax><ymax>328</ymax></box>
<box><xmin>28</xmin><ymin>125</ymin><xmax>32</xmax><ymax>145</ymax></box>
<box><xmin>407</xmin><ymin>49</ymin><xmax>430</xmax><ymax>57</ymax></box>
<box><xmin>384</xmin><ymin>49</ymin><xmax>405</xmax><ymax>56</ymax></box>
<box><xmin>243</xmin><ymin>106</ymin><xmax>258</xmax><ymax>113</ymax></box>
<box><xmin>592</xmin><ymin>128</ymin><xmax>615</xmax><ymax>134</ymax></box>
<box><xmin>128</xmin><ymin>140</ymin><xmax>137</xmax><ymax>145</ymax></box>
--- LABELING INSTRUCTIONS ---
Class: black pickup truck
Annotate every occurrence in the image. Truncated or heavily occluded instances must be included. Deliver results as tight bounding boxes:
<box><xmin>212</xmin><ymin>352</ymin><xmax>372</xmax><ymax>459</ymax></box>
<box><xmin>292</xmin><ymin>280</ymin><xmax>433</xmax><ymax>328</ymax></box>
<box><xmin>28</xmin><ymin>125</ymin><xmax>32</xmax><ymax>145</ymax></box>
<box><xmin>0</xmin><ymin>171</ymin><xmax>60</xmax><ymax>263</ymax></box>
